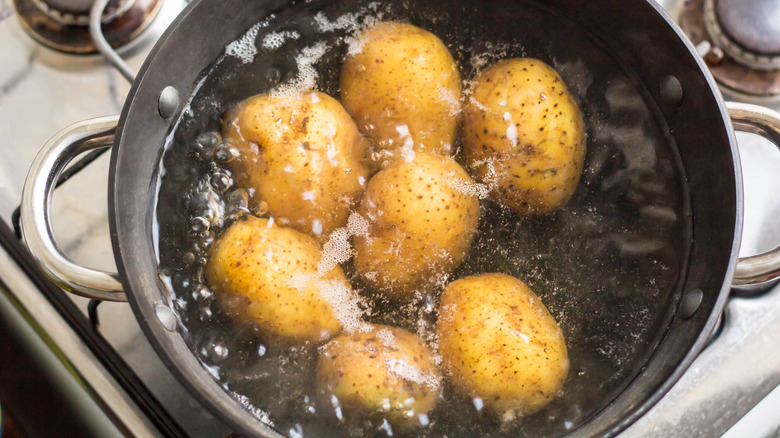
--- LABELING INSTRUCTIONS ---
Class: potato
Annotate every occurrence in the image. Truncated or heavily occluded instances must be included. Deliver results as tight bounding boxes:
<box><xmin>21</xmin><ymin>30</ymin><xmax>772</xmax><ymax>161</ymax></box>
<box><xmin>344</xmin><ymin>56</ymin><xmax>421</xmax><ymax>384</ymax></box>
<box><xmin>340</xmin><ymin>22</ymin><xmax>461</xmax><ymax>157</ymax></box>
<box><xmin>316</xmin><ymin>324</ymin><xmax>441</xmax><ymax>430</ymax></box>
<box><xmin>436</xmin><ymin>273</ymin><xmax>569</xmax><ymax>418</ymax></box>
<box><xmin>353</xmin><ymin>152</ymin><xmax>480</xmax><ymax>300</ymax></box>
<box><xmin>462</xmin><ymin>58</ymin><xmax>585</xmax><ymax>215</ymax></box>
<box><xmin>222</xmin><ymin>91</ymin><xmax>369</xmax><ymax>239</ymax></box>
<box><xmin>205</xmin><ymin>215</ymin><xmax>359</xmax><ymax>344</ymax></box>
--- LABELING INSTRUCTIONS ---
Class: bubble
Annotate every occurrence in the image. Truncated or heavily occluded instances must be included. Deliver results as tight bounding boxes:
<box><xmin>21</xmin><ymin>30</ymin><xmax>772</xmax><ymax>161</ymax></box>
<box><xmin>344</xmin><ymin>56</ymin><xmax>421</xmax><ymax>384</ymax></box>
<box><xmin>192</xmin><ymin>131</ymin><xmax>221</xmax><ymax>160</ymax></box>
<box><xmin>182</xmin><ymin>251</ymin><xmax>196</xmax><ymax>265</ymax></box>
<box><xmin>210</xmin><ymin>170</ymin><xmax>234</xmax><ymax>193</ymax></box>
<box><xmin>257</xmin><ymin>344</ymin><xmax>267</xmax><ymax>357</ymax></box>
<box><xmin>189</xmin><ymin>216</ymin><xmax>210</xmax><ymax>235</ymax></box>
<box><xmin>254</xmin><ymin>200</ymin><xmax>270</xmax><ymax>216</ymax></box>
<box><xmin>198</xmin><ymin>306</ymin><xmax>213</xmax><ymax>322</ymax></box>
<box><xmin>191</xmin><ymin>283</ymin><xmax>214</xmax><ymax>302</ymax></box>
<box><xmin>214</xmin><ymin>140</ymin><xmax>240</xmax><ymax>163</ymax></box>
<box><xmin>202</xmin><ymin>340</ymin><xmax>229</xmax><ymax>363</ymax></box>
<box><xmin>225</xmin><ymin>189</ymin><xmax>250</xmax><ymax>218</ymax></box>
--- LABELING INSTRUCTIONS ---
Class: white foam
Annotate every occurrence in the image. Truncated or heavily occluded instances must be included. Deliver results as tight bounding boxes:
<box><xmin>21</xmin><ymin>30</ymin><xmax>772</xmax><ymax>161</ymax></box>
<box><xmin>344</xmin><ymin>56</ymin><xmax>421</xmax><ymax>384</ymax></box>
<box><xmin>302</xmin><ymin>190</ymin><xmax>316</xmax><ymax>202</ymax></box>
<box><xmin>318</xmin><ymin>227</ymin><xmax>352</xmax><ymax>273</ymax></box>
<box><xmin>438</xmin><ymin>85</ymin><xmax>461</xmax><ymax>116</ymax></box>
<box><xmin>314</xmin><ymin>8</ymin><xmax>383</xmax><ymax>56</ymax></box>
<box><xmin>262</xmin><ymin>30</ymin><xmax>300</xmax><ymax>50</ymax></box>
<box><xmin>316</xmin><ymin>278</ymin><xmax>371</xmax><ymax>333</ymax></box>
<box><xmin>376</xmin><ymin>328</ymin><xmax>397</xmax><ymax>348</ymax></box>
<box><xmin>225</xmin><ymin>23</ymin><xmax>262</xmax><ymax>65</ymax></box>
<box><xmin>468</xmin><ymin>96</ymin><xmax>490</xmax><ymax>113</ymax></box>
<box><xmin>444</xmin><ymin>169</ymin><xmax>491</xmax><ymax>199</ymax></box>
<box><xmin>385</xmin><ymin>358</ymin><xmax>441</xmax><ymax>390</ymax></box>
<box><xmin>346</xmin><ymin>212</ymin><xmax>370</xmax><ymax>237</ymax></box>
<box><xmin>272</xmin><ymin>42</ymin><xmax>329</xmax><ymax>97</ymax></box>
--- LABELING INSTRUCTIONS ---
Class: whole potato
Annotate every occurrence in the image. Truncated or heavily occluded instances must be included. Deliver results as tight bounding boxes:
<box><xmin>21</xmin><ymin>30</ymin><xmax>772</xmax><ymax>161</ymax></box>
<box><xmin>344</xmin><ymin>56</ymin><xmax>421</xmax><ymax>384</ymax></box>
<box><xmin>222</xmin><ymin>91</ymin><xmax>369</xmax><ymax>239</ymax></box>
<box><xmin>341</xmin><ymin>22</ymin><xmax>461</xmax><ymax>157</ymax></box>
<box><xmin>316</xmin><ymin>324</ymin><xmax>442</xmax><ymax>430</ymax></box>
<box><xmin>462</xmin><ymin>58</ymin><xmax>585</xmax><ymax>215</ymax></box>
<box><xmin>436</xmin><ymin>273</ymin><xmax>569</xmax><ymax>418</ymax></box>
<box><xmin>205</xmin><ymin>215</ymin><xmax>358</xmax><ymax>344</ymax></box>
<box><xmin>353</xmin><ymin>152</ymin><xmax>480</xmax><ymax>300</ymax></box>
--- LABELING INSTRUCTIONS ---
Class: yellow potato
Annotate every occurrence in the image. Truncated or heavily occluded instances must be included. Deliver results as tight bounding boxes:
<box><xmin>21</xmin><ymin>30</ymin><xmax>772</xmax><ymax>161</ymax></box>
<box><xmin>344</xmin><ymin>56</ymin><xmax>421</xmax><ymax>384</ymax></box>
<box><xmin>436</xmin><ymin>273</ymin><xmax>569</xmax><ymax>418</ymax></box>
<box><xmin>340</xmin><ymin>22</ymin><xmax>461</xmax><ymax>156</ymax></box>
<box><xmin>353</xmin><ymin>152</ymin><xmax>480</xmax><ymax>300</ymax></box>
<box><xmin>462</xmin><ymin>58</ymin><xmax>586</xmax><ymax>215</ymax></box>
<box><xmin>205</xmin><ymin>215</ymin><xmax>356</xmax><ymax>344</ymax></box>
<box><xmin>316</xmin><ymin>324</ymin><xmax>441</xmax><ymax>430</ymax></box>
<box><xmin>222</xmin><ymin>91</ymin><xmax>369</xmax><ymax>239</ymax></box>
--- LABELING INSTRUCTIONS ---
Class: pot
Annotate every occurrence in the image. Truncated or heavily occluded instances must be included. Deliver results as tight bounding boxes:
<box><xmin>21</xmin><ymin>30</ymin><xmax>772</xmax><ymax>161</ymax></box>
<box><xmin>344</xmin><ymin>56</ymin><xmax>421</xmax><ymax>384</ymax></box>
<box><xmin>19</xmin><ymin>0</ymin><xmax>780</xmax><ymax>436</ymax></box>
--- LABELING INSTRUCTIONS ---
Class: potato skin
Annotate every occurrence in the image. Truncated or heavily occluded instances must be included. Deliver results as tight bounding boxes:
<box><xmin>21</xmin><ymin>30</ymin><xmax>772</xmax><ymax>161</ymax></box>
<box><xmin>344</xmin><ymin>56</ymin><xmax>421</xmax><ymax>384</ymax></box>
<box><xmin>340</xmin><ymin>22</ymin><xmax>461</xmax><ymax>156</ymax></box>
<box><xmin>205</xmin><ymin>215</ymin><xmax>349</xmax><ymax>344</ymax></box>
<box><xmin>316</xmin><ymin>324</ymin><xmax>441</xmax><ymax>429</ymax></box>
<box><xmin>463</xmin><ymin>58</ymin><xmax>585</xmax><ymax>215</ymax></box>
<box><xmin>436</xmin><ymin>273</ymin><xmax>569</xmax><ymax>417</ymax></box>
<box><xmin>353</xmin><ymin>152</ymin><xmax>480</xmax><ymax>300</ymax></box>
<box><xmin>222</xmin><ymin>91</ymin><xmax>369</xmax><ymax>239</ymax></box>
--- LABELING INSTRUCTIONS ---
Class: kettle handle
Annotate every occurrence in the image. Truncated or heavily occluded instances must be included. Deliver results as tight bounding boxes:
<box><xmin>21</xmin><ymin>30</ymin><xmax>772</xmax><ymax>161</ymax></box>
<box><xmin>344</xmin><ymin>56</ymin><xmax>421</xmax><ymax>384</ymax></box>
<box><xmin>728</xmin><ymin>102</ymin><xmax>780</xmax><ymax>287</ymax></box>
<box><xmin>21</xmin><ymin>116</ymin><xmax>127</xmax><ymax>302</ymax></box>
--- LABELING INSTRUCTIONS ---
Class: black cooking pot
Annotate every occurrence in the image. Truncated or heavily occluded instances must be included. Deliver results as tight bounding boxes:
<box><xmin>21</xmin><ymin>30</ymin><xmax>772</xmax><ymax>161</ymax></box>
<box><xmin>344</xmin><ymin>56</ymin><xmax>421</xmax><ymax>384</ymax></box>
<box><xmin>20</xmin><ymin>0</ymin><xmax>780</xmax><ymax>436</ymax></box>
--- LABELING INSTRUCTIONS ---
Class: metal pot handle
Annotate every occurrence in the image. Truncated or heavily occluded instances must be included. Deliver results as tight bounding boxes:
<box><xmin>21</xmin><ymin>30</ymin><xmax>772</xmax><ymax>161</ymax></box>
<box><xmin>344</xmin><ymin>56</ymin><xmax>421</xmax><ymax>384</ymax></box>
<box><xmin>728</xmin><ymin>102</ymin><xmax>780</xmax><ymax>286</ymax></box>
<box><xmin>21</xmin><ymin>115</ymin><xmax>127</xmax><ymax>302</ymax></box>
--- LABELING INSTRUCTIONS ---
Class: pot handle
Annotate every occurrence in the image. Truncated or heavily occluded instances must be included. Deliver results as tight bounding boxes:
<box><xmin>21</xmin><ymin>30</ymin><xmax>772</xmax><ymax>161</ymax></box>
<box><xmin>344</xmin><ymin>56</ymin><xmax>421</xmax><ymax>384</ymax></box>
<box><xmin>21</xmin><ymin>115</ymin><xmax>127</xmax><ymax>302</ymax></box>
<box><xmin>728</xmin><ymin>102</ymin><xmax>780</xmax><ymax>287</ymax></box>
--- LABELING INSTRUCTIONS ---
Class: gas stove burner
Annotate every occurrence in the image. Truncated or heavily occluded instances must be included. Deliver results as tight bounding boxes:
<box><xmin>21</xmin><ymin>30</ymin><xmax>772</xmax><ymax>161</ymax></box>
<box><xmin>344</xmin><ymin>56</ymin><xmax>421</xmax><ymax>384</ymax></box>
<box><xmin>13</xmin><ymin>0</ymin><xmax>162</xmax><ymax>54</ymax></box>
<box><xmin>681</xmin><ymin>0</ymin><xmax>780</xmax><ymax>100</ymax></box>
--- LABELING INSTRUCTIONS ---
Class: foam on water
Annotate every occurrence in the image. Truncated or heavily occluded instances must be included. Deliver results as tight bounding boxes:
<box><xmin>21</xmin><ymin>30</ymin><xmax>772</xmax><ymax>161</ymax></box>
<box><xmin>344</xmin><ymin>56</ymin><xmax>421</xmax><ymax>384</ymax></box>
<box><xmin>262</xmin><ymin>30</ymin><xmax>300</xmax><ymax>50</ymax></box>
<box><xmin>385</xmin><ymin>358</ymin><xmax>441</xmax><ymax>390</ymax></box>
<box><xmin>444</xmin><ymin>167</ymin><xmax>494</xmax><ymax>199</ymax></box>
<box><xmin>271</xmin><ymin>42</ymin><xmax>330</xmax><ymax>97</ymax></box>
<box><xmin>438</xmin><ymin>85</ymin><xmax>461</xmax><ymax>116</ymax></box>
<box><xmin>225</xmin><ymin>22</ymin><xmax>263</xmax><ymax>64</ymax></box>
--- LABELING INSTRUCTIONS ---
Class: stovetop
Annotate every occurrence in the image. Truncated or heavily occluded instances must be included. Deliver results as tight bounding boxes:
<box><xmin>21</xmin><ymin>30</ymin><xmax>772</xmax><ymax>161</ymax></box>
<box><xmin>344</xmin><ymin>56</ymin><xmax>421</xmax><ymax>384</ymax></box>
<box><xmin>1</xmin><ymin>0</ymin><xmax>780</xmax><ymax>436</ymax></box>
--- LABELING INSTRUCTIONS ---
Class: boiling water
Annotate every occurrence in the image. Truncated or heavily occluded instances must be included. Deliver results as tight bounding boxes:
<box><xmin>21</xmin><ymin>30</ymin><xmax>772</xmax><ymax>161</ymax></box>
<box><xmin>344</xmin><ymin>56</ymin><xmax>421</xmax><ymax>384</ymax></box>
<box><xmin>155</xmin><ymin>0</ymin><xmax>690</xmax><ymax>436</ymax></box>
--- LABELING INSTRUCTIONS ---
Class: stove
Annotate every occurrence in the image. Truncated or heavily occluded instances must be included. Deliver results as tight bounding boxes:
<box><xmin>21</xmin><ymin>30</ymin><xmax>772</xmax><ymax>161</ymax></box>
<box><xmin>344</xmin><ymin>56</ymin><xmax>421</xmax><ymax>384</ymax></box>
<box><xmin>1</xmin><ymin>0</ymin><xmax>779</xmax><ymax>436</ymax></box>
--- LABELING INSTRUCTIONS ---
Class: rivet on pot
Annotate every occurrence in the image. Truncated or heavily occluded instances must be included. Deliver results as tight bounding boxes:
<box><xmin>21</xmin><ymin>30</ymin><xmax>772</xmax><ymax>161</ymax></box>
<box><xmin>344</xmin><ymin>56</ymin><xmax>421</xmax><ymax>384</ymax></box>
<box><xmin>154</xmin><ymin>303</ymin><xmax>178</xmax><ymax>331</ymax></box>
<box><xmin>680</xmin><ymin>288</ymin><xmax>703</xmax><ymax>319</ymax></box>
<box><xmin>158</xmin><ymin>86</ymin><xmax>180</xmax><ymax>119</ymax></box>
<box><xmin>660</xmin><ymin>75</ymin><xmax>684</xmax><ymax>107</ymax></box>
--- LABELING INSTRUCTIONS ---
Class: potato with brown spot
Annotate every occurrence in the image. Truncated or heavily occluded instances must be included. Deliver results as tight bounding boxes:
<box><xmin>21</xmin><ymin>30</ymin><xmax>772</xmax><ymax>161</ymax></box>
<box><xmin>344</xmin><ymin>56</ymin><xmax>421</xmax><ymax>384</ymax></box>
<box><xmin>462</xmin><ymin>58</ymin><xmax>586</xmax><ymax>215</ymax></box>
<box><xmin>222</xmin><ymin>91</ymin><xmax>369</xmax><ymax>239</ymax></box>
<box><xmin>316</xmin><ymin>324</ymin><xmax>441</xmax><ymax>430</ymax></box>
<box><xmin>340</xmin><ymin>22</ymin><xmax>461</xmax><ymax>156</ymax></box>
<box><xmin>436</xmin><ymin>273</ymin><xmax>569</xmax><ymax>418</ymax></box>
<box><xmin>205</xmin><ymin>215</ymin><xmax>352</xmax><ymax>344</ymax></box>
<box><xmin>353</xmin><ymin>152</ymin><xmax>480</xmax><ymax>301</ymax></box>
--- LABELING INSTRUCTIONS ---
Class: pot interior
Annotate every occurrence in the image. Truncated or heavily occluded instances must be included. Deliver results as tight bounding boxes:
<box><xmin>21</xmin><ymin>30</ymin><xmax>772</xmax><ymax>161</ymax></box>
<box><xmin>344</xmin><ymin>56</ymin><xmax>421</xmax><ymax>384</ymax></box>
<box><xmin>111</xmin><ymin>0</ymin><xmax>738</xmax><ymax>436</ymax></box>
